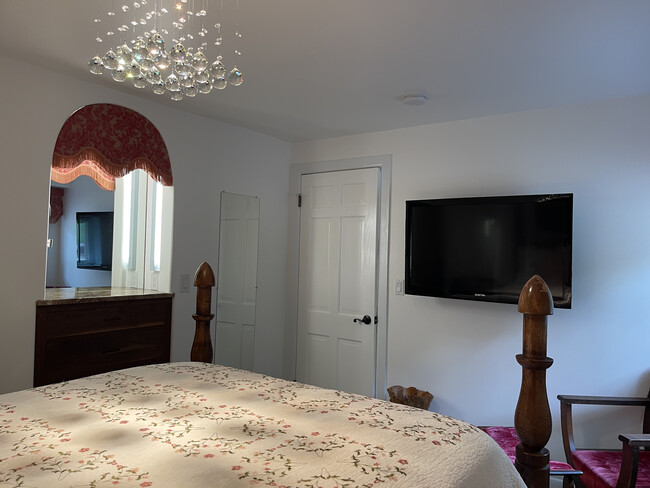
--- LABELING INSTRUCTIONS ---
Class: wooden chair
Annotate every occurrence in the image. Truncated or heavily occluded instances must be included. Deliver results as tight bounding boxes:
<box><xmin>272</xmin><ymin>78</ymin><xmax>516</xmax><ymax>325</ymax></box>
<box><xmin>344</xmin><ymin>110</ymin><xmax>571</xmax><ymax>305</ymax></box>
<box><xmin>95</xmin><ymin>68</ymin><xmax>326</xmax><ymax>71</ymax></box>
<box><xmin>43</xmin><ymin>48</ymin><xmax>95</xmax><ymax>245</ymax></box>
<box><xmin>557</xmin><ymin>390</ymin><xmax>650</xmax><ymax>488</ymax></box>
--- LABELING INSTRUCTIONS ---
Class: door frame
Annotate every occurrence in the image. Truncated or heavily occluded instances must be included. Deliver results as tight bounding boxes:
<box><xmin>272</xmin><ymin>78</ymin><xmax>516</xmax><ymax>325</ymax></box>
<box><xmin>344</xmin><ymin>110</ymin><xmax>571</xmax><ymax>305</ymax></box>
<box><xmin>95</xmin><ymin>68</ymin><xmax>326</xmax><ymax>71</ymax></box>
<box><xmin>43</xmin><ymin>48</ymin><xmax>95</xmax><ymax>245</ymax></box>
<box><xmin>285</xmin><ymin>155</ymin><xmax>391</xmax><ymax>398</ymax></box>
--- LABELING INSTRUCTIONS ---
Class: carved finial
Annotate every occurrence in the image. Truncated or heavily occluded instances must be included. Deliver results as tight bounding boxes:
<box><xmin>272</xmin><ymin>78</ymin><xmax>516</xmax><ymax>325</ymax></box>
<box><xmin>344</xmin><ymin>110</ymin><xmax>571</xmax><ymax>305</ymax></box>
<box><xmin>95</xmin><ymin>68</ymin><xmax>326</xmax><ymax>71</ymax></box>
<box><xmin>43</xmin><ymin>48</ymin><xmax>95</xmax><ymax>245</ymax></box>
<box><xmin>191</xmin><ymin>262</ymin><xmax>215</xmax><ymax>363</ymax></box>
<box><xmin>518</xmin><ymin>274</ymin><xmax>553</xmax><ymax>316</ymax></box>
<box><xmin>194</xmin><ymin>261</ymin><xmax>215</xmax><ymax>287</ymax></box>
<box><xmin>514</xmin><ymin>274</ymin><xmax>554</xmax><ymax>488</ymax></box>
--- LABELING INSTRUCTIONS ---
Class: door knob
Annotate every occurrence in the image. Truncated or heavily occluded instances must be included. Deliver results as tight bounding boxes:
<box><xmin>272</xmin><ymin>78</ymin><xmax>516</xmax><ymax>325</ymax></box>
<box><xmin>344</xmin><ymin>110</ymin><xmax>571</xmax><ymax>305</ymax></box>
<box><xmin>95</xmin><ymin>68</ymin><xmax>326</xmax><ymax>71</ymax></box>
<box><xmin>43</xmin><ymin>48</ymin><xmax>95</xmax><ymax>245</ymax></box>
<box><xmin>353</xmin><ymin>315</ymin><xmax>372</xmax><ymax>325</ymax></box>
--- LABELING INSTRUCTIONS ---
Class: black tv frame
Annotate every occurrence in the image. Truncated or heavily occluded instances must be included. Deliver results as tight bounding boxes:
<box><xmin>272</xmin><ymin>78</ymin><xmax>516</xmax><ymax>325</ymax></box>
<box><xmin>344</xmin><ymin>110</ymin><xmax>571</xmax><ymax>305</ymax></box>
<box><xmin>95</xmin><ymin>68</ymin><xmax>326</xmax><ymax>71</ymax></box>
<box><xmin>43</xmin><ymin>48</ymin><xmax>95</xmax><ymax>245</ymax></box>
<box><xmin>76</xmin><ymin>211</ymin><xmax>114</xmax><ymax>271</ymax></box>
<box><xmin>404</xmin><ymin>193</ymin><xmax>573</xmax><ymax>309</ymax></box>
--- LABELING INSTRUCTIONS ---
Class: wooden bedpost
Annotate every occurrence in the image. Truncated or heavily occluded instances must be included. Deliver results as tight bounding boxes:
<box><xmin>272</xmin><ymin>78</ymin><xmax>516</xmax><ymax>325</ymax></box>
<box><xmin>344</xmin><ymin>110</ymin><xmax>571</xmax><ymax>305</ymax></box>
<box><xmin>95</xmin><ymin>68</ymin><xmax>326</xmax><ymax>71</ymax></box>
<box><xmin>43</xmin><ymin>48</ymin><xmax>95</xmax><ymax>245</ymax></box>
<box><xmin>514</xmin><ymin>275</ymin><xmax>554</xmax><ymax>488</ymax></box>
<box><xmin>191</xmin><ymin>261</ymin><xmax>215</xmax><ymax>363</ymax></box>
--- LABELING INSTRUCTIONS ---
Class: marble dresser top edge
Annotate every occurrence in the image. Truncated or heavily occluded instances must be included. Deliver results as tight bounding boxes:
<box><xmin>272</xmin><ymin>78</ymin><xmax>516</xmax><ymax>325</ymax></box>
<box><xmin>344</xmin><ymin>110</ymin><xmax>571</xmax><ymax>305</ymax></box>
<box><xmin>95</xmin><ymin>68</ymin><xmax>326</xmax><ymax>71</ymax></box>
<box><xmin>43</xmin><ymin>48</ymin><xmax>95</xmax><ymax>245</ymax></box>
<box><xmin>37</xmin><ymin>287</ymin><xmax>174</xmax><ymax>306</ymax></box>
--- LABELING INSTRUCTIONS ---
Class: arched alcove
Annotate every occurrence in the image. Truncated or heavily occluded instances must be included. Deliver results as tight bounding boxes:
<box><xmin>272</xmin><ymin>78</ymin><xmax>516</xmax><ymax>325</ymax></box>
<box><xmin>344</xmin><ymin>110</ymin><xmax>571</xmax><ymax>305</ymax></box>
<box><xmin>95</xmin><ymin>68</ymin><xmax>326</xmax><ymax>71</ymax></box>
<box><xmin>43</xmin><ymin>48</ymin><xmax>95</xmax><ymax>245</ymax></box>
<box><xmin>46</xmin><ymin>103</ymin><xmax>174</xmax><ymax>293</ymax></box>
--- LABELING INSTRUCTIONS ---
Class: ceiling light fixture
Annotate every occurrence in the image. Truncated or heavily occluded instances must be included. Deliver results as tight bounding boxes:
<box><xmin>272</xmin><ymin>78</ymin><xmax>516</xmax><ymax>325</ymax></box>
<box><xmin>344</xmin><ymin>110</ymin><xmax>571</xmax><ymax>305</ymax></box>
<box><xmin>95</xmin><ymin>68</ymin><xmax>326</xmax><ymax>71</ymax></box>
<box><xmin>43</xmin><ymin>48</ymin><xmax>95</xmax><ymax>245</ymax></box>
<box><xmin>88</xmin><ymin>0</ymin><xmax>244</xmax><ymax>101</ymax></box>
<box><xmin>401</xmin><ymin>94</ymin><xmax>427</xmax><ymax>106</ymax></box>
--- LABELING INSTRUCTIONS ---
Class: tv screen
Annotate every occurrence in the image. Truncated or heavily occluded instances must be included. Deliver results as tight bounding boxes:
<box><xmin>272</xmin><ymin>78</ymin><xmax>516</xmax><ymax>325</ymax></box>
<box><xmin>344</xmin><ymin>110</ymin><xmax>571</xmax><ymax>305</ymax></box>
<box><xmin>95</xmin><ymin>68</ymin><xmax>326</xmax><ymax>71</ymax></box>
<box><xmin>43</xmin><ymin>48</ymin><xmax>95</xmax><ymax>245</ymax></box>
<box><xmin>76</xmin><ymin>211</ymin><xmax>114</xmax><ymax>271</ymax></box>
<box><xmin>405</xmin><ymin>194</ymin><xmax>572</xmax><ymax>308</ymax></box>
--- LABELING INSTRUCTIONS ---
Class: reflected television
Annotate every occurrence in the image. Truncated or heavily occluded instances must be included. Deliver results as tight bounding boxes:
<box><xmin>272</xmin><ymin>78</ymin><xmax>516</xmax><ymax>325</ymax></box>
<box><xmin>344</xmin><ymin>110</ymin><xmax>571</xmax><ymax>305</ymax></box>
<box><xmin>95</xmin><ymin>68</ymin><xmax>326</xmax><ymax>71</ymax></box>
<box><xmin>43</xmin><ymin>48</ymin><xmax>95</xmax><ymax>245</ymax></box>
<box><xmin>405</xmin><ymin>194</ymin><xmax>573</xmax><ymax>308</ymax></box>
<box><xmin>76</xmin><ymin>211</ymin><xmax>114</xmax><ymax>271</ymax></box>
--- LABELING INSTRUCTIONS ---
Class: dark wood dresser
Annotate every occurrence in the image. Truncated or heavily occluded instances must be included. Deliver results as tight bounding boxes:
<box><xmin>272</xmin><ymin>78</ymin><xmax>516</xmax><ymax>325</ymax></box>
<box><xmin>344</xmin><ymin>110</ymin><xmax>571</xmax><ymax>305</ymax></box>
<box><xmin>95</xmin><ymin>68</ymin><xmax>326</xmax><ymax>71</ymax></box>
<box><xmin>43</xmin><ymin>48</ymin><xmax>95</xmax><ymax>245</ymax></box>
<box><xmin>35</xmin><ymin>287</ymin><xmax>173</xmax><ymax>387</ymax></box>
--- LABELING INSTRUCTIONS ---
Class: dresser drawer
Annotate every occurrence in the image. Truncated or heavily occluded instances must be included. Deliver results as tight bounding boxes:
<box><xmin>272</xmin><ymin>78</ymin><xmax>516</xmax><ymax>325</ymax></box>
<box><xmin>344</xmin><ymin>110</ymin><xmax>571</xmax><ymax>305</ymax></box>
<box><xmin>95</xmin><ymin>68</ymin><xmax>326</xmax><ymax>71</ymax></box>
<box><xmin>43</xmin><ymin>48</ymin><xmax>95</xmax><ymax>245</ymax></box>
<box><xmin>34</xmin><ymin>296</ymin><xmax>173</xmax><ymax>387</ymax></box>
<box><xmin>36</xmin><ymin>299</ymin><xmax>169</xmax><ymax>338</ymax></box>
<box><xmin>40</xmin><ymin>324</ymin><xmax>170</xmax><ymax>385</ymax></box>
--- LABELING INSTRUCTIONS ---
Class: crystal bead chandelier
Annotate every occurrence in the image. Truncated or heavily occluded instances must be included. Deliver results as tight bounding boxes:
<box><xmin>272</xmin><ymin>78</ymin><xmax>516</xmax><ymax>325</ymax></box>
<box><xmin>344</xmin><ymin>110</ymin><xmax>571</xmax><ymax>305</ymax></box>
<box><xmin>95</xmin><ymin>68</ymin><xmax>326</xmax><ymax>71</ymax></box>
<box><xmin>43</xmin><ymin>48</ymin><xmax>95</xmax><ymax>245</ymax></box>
<box><xmin>88</xmin><ymin>0</ymin><xmax>243</xmax><ymax>100</ymax></box>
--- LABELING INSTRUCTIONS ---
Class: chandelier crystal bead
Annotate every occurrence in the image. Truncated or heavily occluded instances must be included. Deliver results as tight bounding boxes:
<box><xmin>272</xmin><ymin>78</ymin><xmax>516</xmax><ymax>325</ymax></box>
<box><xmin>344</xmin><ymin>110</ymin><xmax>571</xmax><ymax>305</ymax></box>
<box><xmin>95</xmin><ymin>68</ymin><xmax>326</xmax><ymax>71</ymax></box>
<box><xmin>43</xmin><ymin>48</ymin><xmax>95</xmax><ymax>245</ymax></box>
<box><xmin>165</xmin><ymin>73</ymin><xmax>181</xmax><ymax>92</ymax></box>
<box><xmin>89</xmin><ymin>56</ymin><xmax>105</xmax><ymax>75</ymax></box>
<box><xmin>116</xmin><ymin>44</ymin><xmax>133</xmax><ymax>65</ymax></box>
<box><xmin>228</xmin><ymin>66</ymin><xmax>243</xmax><ymax>86</ymax></box>
<box><xmin>213</xmin><ymin>76</ymin><xmax>227</xmax><ymax>90</ymax></box>
<box><xmin>103</xmin><ymin>50</ymin><xmax>119</xmax><ymax>70</ymax></box>
<box><xmin>153</xmin><ymin>80</ymin><xmax>166</xmax><ymax>94</ymax></box>
<box><xmin>133</xmin><ymin>73</ymin><xmax>148</xmax><ymax>88</ymax></box>
<box><xmin>111</xmin><ymin>66</ymin><xmax>127</xmax><ymax>82</ymax></box>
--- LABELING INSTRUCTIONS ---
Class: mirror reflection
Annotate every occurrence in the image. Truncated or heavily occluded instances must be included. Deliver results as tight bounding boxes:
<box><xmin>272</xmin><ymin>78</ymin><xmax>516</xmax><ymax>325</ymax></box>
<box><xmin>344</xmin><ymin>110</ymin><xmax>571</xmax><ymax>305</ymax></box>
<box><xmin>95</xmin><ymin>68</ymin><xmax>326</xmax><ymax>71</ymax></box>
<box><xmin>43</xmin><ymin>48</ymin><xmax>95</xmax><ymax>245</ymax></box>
<box><xmin>47</xmin><ymin>176</ymin><xmax>114</xmax><ymax>288</ymax></box>
<box><xmin>215</xmin><ymin>191</ymin><xmax>260</xmax><ymax>371</ymax></box>
<box><xmin>46</xmin><ymin>169</ymin><xmax>174</xmax><ymax>292</ymax></box>
<box><xmin>45</xmin><ymin>103</ymin><xmax>174</xmax><ymax>294</ymax></box>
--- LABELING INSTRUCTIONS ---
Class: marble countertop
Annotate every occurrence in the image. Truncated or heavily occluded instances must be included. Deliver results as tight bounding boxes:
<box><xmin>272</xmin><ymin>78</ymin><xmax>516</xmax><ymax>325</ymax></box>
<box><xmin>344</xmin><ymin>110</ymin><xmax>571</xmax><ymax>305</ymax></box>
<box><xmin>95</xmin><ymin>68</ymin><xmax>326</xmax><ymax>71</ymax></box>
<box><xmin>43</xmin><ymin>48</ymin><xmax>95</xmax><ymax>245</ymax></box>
<box><xmin>37</xmin><ymin>287</ymin><xmax>174</xmax><ymax>306</ymax></box>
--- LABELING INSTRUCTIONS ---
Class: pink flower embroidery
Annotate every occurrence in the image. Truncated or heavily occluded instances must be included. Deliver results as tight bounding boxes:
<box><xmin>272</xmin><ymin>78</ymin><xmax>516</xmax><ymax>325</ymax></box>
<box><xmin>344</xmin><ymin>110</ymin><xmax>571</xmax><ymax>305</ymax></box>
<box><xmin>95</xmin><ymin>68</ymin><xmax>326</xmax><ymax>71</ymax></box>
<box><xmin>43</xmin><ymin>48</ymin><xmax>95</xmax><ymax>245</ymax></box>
<box><xmin>140</xmin><ymin>482</ymin><xmax>152</xmax><ymax>487</ymax></box>
<box><xmin>232</xmin><ymin>465</ymin><xmax>243</xmax><ymax>471</ymax></box>
<box><xmin>204</xmin><ymin>454</ymin><xmax>215</xmax><ymax>458</ymax></box>
<box><xmin>398</xmin><ymin>459</ymin><xmax>408</xmax><ymax>465</ymax></box>
<box><xmin>79</xmin><ymin>448</ymin><xmax>90</xmax><ymax>452</ymax></box>
<box><xmin>311</xmin><ymin>432</ymin><xmax>319</xmax><ymax>436</ymax></box>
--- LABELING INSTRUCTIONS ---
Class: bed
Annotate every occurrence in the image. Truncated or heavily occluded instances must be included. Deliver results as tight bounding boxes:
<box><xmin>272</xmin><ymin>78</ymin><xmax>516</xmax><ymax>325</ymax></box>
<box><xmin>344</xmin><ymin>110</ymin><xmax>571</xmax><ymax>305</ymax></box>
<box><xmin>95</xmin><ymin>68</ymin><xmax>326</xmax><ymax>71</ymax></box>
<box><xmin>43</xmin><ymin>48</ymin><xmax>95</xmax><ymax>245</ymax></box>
<box><xmin>0</xmin><ymin>361</ymin><xmax>525</xmax><ymax>487</ymax></box>
<box><xmin>1</xmin><ymin>270</ymin><xmax>555</xmax><ymax>488</ymax></box>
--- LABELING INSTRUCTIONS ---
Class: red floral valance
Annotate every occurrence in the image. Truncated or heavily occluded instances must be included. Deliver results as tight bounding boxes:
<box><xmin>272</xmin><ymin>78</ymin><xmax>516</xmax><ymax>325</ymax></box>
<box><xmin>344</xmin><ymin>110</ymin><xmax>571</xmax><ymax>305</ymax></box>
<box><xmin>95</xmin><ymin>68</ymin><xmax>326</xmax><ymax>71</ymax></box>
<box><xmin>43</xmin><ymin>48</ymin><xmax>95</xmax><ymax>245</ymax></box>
<box><xmin>51</xmin><ymin>103</ymin><xmax>173</xmax><ymax>191</ymax></box>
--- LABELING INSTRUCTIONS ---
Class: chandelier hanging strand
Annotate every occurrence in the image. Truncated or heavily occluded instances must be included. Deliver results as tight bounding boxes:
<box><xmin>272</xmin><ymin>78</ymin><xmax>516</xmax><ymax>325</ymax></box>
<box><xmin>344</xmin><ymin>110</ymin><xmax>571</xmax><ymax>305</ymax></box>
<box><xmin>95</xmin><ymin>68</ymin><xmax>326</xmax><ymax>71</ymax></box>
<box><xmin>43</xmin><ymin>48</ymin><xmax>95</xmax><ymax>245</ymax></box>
<box><xmin>89</xmin><ymin>0</ymin><xmax>244</xmax><ymax>100</ymax></box>
<box><xmin>228</xmin><ymin>0</ymin><xmax>243</xmax><ymax>86</ymax></box>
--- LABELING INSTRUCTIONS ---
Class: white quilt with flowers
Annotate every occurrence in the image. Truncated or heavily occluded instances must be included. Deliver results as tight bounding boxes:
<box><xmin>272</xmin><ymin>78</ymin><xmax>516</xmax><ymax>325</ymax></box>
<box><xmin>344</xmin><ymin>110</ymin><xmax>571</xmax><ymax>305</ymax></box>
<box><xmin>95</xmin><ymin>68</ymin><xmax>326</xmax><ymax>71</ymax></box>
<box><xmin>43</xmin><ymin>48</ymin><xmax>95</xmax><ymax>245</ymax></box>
<box><xmin>0</xmin><ymin>362</ymin><xmax>525</xmax><ymax>488</ymax></box>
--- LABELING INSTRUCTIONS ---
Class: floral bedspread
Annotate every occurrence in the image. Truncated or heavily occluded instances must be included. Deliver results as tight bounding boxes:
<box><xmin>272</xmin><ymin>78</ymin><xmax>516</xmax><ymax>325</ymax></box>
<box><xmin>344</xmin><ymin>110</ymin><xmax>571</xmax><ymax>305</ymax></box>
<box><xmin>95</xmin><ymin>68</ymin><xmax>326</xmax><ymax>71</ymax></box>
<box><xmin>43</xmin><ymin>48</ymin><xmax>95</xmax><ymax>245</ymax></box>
<box><xmin>0</xmin><ymin>362</ymin><xmax>525</xmax><ymax>488</ymax></box>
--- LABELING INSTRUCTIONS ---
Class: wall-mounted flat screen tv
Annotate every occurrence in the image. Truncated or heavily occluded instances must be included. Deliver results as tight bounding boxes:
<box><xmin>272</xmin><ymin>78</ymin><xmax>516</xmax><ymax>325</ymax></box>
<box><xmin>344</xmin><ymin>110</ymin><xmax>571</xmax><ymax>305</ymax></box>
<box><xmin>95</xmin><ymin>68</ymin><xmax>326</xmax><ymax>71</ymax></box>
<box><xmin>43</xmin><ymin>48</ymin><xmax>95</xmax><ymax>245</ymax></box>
<box><xmin>76</xmin><ymin>211</ymin><xmax>114</xmax><ymax>271</ymax></box>
<box><xmin>405</xmin><ymin>193</ymin><xmax>573</xmax><ymax>308</ymax></box>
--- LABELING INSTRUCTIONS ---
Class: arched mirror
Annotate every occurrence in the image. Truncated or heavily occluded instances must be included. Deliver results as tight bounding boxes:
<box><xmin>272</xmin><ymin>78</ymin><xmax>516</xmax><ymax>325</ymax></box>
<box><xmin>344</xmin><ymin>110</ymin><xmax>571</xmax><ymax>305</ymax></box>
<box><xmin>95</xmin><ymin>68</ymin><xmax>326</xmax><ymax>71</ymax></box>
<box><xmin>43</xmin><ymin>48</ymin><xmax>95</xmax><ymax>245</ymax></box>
<box><xmin>46</xmin><ymin>104</ymin><xmax>174</xmax><ymax>293</ymax></box>
<box><xmin>214</xmin><ymin>191</ymin><xmax>260</xmax><ymax>371</ymax></box>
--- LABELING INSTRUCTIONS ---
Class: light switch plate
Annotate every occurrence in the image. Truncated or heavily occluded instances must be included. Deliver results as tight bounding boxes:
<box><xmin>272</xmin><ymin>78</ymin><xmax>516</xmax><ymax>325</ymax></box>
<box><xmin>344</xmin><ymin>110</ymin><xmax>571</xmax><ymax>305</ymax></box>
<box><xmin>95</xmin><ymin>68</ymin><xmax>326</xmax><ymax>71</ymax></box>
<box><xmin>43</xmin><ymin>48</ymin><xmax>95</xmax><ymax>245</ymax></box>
<box><xmin>180</xmin><ymin>274</ymin><xmax>191</xmax><ymax>293</ymax></box>
<box><xmin>151</xmin><ymin>272</ymin><xmax>159</xmax><ymax>291</ymax></box>
<box><xmin>395</xmin><ymin>279</ymin><xmax>404</xmax><ymax>295</ymax></box>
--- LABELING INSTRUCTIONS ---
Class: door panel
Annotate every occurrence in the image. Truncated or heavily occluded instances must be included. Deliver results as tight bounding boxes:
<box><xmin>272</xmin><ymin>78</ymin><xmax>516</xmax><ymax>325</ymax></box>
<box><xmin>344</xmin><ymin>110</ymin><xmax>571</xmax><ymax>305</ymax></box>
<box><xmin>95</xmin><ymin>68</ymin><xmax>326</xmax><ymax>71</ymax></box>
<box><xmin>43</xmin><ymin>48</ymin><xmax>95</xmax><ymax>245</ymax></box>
<box><xmin>296</xmin><ymin>168</ymin><xmax>379</xmax><ymax>396</ymax></box>
<box><xmin>215</xmin><ymin>192</ymin><xmax>259</xmax><ymax>372</ymax></box>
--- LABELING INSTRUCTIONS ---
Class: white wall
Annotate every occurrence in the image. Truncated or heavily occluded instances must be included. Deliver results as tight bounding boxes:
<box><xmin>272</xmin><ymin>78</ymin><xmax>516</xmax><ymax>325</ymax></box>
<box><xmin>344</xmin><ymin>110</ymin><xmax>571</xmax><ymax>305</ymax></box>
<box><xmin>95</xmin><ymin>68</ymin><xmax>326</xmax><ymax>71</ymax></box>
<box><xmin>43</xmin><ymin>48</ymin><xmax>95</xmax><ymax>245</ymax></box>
<box><xmin>48</xmin><ymin>177</ymin><xmax>114</xmax><ymax>288</ymax></box>
<box><xmin>45</xmin><ymin>220</ymin><xmax>62</xmax><ymax>286</ymax></box>
<box><xmin>0</xmin><ymin>54</ymin><xmax>290</xmax><ymax>394</ymax></box>
<box><xmin>292</xmin><ymin>95</ymin><xmax>650</xmax><ymax>462</ymax></box>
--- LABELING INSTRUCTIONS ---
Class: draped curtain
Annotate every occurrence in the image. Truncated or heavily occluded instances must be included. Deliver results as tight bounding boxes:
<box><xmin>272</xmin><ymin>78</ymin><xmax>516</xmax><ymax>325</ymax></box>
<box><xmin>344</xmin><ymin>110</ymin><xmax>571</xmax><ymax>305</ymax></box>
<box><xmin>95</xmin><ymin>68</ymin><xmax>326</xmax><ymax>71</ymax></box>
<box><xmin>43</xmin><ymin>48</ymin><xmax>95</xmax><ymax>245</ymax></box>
<box><xmin>51</xmin><ymin>104</ymin><xmax>173</xmax><ymax>191</ymax></box>
<box><xmin>49</xmin><ymin>187</ymin><xmax>64</xmax><ymax>224</ymax></box>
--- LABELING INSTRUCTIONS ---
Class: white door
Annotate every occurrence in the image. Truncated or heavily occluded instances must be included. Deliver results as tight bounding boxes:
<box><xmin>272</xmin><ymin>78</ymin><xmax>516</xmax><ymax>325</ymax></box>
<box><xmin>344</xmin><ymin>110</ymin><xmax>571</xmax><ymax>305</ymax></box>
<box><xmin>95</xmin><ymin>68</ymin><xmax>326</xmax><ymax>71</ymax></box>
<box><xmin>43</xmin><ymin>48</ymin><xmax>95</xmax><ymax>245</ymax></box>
<box><xmin>215</xmin><ymin>193</ymin><xmax>259</xmax><ymax>371</ymax></box>
<box><xmin>296</xmin><ymin>168</ymin><xmax>379</xmax><ymax>397</ymax></box>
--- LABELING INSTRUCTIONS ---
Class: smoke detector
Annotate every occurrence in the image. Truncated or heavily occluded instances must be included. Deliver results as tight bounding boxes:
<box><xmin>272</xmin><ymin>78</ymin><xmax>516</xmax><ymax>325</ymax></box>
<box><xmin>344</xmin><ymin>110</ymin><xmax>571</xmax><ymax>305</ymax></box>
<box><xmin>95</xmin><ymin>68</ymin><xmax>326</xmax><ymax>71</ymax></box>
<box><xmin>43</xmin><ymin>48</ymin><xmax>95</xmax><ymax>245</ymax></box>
<box><xmin>401</xmin><ymin>93</ymin><xmax>428</xmax><ymax>106</ymax></box>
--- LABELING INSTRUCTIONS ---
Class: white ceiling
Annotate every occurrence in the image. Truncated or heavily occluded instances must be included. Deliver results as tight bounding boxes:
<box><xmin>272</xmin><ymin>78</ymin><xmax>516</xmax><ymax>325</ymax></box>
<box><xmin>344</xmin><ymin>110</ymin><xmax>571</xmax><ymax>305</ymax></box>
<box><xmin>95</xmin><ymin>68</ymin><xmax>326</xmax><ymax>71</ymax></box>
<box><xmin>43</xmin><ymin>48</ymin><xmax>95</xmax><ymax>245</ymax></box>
<box><xmin>1</xmin><ymin>0</ymin><xmax>649</xmax><ymax>142</ymax></box>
